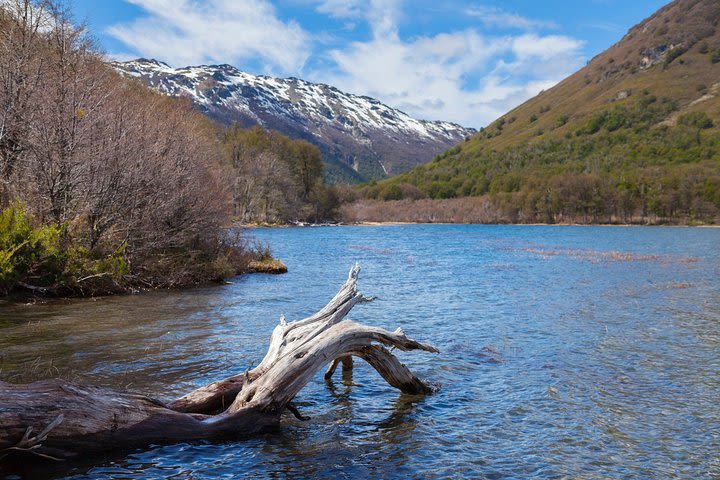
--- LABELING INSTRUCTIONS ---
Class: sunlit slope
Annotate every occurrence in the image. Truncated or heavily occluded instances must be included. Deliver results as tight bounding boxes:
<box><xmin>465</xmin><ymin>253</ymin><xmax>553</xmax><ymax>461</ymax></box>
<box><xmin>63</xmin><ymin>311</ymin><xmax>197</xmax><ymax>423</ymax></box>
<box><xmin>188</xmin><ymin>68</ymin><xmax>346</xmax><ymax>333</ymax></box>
<box><xmin>370</xmin><ymin>0</ymin><xmax>720</xmax><ymax>222</ymax></box>
<box><xmin>465</xmin><ymin>0</ymin><xmax>720</xmax><ymax>151</ymax></box>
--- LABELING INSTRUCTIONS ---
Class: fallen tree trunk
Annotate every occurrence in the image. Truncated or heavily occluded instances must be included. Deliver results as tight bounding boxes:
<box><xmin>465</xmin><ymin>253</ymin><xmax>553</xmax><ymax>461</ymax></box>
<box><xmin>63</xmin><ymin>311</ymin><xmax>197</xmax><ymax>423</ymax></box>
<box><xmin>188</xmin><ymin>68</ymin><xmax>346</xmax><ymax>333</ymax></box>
<box><xmin>0</xmin><ymin>264</ymin><xmax>438</xmax><ymax>464</ymax></box>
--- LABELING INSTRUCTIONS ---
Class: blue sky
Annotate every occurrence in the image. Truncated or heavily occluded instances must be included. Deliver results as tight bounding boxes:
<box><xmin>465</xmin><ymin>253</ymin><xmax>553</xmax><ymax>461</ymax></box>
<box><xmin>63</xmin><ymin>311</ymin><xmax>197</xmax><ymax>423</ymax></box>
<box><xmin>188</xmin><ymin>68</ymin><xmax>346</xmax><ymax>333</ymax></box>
<box><xmin>71</xmin><ymin>0</ymin><xmax>669</xmax><ymax>127</ymax></box>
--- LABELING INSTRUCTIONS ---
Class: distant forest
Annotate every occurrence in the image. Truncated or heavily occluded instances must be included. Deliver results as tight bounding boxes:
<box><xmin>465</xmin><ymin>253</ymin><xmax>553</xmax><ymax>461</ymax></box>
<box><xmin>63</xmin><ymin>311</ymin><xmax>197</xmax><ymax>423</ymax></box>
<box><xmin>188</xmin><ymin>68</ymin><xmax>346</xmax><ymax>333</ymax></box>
<box><xmin>349</xmin><ymin>93</ymin><xmax>720</xmax><ymax>224</ymax></box>
<box><xmin>345</xmin><ymin>0</ymin><xmax>720</xmax><ymax>225</ymax></box>
<box><xmin>0</xmin><ymin>0</ymin><xmax>336</xmax><ymax>296</ymax></box>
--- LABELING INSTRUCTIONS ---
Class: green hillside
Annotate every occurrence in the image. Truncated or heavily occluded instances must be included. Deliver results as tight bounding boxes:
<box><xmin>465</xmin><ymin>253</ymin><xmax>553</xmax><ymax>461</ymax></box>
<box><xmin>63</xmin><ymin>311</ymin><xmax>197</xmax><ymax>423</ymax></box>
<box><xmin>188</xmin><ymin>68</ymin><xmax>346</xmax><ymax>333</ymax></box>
<box><xmin>359</xmin><ymin>0</ymin><xmax>720</xmax><ymax>224</ymax></box>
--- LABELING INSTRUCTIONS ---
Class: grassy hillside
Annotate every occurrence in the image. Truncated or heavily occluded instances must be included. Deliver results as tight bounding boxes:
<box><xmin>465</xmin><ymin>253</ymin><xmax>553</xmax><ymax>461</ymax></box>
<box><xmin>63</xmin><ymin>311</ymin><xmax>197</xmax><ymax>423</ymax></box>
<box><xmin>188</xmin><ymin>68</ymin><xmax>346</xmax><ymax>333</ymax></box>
<box><xmin>358</xmin><ymin>0</ymin><xmax>720</xmax><ymax>224</ymax></box>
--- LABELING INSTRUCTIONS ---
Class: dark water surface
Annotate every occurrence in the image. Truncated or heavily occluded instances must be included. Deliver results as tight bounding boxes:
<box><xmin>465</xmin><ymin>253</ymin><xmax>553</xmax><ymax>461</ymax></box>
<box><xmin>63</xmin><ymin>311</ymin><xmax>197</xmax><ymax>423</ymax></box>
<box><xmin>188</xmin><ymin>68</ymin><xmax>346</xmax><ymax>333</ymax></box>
<box><xmin>1</xmin><ymin>225</ymin><xmax>719</xmax><ymax>479</ymax></box>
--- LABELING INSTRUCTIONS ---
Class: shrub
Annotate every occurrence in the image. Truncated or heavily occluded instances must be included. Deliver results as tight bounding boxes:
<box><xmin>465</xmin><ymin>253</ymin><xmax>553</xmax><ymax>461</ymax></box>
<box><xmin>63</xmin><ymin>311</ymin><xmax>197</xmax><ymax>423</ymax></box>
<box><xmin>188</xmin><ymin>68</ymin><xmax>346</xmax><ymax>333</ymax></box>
<box><xmin>62</xmin><ymin>243</ymin><xmax>129</xmax><ymax>292</ymax></box>
<box><xmin>605</xmin><ymin>109</ymin><xmax>628</xmax><ymax>132</ymax></box>
<box><xmin>578</xmin><ymin>112</ymin><xmax>607</xmax><ymax>135</ymax></box>
<box><xmin>663</xmin><ymin>46</ymin><xmax>686</xmax><ymax>68</ymax></box>
<box><xmin>379</xmin><ymin>184</ymin><xmax>404</xmax><ymax>201</ymax></box>
<box><xmin>678</xmin><ymin>112</ymin><xmax>714</xmax><ymax>129</ymax></box>
<box><xmin>711</xmin><ymin>49</ymin><xmax>720</xmax><ymax>64</ymax></box>
<box><xmin>0</xmin><ymin>203</ymin><xmax>64</xmax><ymax>294</ymax></box>
<box><xmin>428</xmin><ymin>182</ymin><xmax>457</xmax><ymax>199</ymax></box>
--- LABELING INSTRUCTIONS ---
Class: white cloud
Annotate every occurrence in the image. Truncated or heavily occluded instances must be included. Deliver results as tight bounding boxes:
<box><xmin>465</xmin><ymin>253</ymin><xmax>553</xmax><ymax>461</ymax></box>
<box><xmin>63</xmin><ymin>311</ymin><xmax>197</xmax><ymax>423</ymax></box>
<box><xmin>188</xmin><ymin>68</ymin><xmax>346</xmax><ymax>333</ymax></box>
<box><xmin>315</xmin><ymin>0</ymin><xmax>365</xmax><ymax>19</ymax></box>
<box><xmin>511</xmin><ymin>34</ymin><xmax>582</xmax><ymax>60</ymax></box>
<box><xmin>107</xmin><ymin>0</ymin><xmax>310</xmax><ymax>73</ymax></box>
<box><xmin>316</xmin><ymin>26</ymin><xmax>584</xmax><ymax>126</ymax></box>
<box><xmin>106</xmin><ymin>0</ymin><xmax>585</xmax><ymax>127</ymax></box>
<box><xmin>465</xmin><ymin>5</ymin><xmax>557</xmax><ymax>30</ymax></box>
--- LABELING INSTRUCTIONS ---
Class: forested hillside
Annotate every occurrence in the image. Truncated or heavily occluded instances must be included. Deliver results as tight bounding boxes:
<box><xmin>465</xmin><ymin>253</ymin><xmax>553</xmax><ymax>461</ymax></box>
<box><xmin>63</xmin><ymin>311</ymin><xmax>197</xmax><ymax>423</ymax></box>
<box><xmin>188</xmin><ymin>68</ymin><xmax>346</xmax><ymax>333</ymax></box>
<box><xmin>351</xmin><ymin>0</ymin><xmax>720</xmax><ymax>224</ymax></box>
<box><xmin>0</xmin><ymin>0</ymin><xmax>331</xmax><ymax>296</ymax></box>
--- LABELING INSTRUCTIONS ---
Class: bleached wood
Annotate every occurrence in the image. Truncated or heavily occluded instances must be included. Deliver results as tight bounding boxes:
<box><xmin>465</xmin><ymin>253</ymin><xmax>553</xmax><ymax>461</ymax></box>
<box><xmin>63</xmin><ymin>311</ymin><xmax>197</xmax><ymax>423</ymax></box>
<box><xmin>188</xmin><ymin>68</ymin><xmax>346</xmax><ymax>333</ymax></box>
<box><xmin>0</xmin><ymin>264</ymin><xmax>437</xmax><ymax>464</ymax></box>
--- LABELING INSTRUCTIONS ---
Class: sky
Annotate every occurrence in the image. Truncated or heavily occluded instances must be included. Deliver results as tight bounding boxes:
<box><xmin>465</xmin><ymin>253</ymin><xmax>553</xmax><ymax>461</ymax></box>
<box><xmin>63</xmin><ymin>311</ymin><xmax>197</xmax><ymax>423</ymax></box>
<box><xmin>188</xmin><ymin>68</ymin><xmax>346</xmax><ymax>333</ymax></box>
<box><xmin>71</xmin><ymin>0</ymin><xmax>670</xmax><ymax>128</ymax></box>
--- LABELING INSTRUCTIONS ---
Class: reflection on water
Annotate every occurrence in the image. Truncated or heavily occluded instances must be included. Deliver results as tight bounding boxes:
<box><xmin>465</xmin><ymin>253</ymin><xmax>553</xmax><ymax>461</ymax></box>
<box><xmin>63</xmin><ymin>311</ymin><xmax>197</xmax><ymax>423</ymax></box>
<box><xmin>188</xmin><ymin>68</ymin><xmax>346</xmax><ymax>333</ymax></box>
<box><xmin>1</xmin><ymin>225</ymin><xmax>719</xmax><ymax>479</ymax></box>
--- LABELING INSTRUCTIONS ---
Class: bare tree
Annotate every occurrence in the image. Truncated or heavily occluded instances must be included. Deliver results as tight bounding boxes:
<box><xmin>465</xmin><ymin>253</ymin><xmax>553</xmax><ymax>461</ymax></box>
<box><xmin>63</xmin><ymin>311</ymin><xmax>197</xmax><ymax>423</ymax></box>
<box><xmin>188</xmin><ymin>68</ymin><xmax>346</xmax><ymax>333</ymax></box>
<box><xmin>0</xmin><ymin>0</ymin><xmax>48</xmax><ymax>206</ymax></box>
<box><xmin>0</xmin><ymin>0</ymin><xmax>235</xmax><ymax>290</ymax></box>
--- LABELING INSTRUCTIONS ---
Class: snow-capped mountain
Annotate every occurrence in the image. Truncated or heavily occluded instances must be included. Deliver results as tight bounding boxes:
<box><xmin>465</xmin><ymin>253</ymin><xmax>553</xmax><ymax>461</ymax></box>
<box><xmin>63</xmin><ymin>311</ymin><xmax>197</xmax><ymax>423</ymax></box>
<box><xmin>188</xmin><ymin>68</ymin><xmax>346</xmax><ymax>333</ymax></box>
<box><xmin>112</xmin><ymin>59</ymin><xmax>475</xmax><ymax>182</ymax></box>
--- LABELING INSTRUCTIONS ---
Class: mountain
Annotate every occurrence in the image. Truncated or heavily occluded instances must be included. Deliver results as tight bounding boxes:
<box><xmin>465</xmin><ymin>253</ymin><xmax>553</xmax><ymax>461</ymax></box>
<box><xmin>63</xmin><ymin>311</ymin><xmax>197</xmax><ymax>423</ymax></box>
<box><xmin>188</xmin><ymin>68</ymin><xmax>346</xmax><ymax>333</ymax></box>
<box><xmin>112</xmin><ymin>59</ymin><xmax>474</xmax><ymax>183</ymax></box>
<box><xmin>362</xmin><ymin>0</ymin><xmax>720</xmax><ymax>224</ymax></box>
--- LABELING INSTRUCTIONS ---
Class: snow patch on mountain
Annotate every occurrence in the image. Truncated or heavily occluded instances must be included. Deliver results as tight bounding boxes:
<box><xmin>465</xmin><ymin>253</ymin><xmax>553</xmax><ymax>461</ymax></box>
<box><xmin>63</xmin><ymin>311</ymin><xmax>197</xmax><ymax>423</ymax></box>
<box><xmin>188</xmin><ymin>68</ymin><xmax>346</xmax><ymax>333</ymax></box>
<box><xmin>112</xmin><ymin>58</ymin><xmax>475</xmax><ymax>181</ymax></box>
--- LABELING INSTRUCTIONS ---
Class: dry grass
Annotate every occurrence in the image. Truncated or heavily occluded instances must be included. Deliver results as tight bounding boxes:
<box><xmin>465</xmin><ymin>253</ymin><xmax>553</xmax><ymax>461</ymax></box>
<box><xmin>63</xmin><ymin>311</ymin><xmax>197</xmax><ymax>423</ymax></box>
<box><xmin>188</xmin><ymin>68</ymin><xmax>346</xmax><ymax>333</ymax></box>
<box><xmin>521</xmin><ymin>245</ymin><xmax>700</xmax><ymax>267</ymax></box>
<box><xmin>523</xmin><ymin>247</ymin><xmax>661</xmax><ymax>263</ymax></box>
<box><xmin>247</xmin><ymin>258</ymin><xmax>288</xmax><ymax>274</ymax></box>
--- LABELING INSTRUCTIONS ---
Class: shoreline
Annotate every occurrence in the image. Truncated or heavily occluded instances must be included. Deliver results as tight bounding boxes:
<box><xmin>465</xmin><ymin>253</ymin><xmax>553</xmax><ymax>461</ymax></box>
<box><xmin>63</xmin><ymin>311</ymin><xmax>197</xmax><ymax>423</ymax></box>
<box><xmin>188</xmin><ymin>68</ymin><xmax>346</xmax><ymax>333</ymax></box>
<box><xmin>237</xmin><ymin>221</ymin><xmax>720</xmax><ymax>228</ymax></box>
<box><xmin>0</xmin><ymin>259</ymin><xmax>289</xmax><ymax>305</ymax></box>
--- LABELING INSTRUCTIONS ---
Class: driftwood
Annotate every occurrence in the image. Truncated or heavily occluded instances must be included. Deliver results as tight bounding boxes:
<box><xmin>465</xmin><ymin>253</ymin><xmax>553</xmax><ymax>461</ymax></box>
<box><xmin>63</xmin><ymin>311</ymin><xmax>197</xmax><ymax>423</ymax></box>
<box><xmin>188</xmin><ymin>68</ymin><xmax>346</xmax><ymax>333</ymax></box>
<box><xmin>0</xmin><ymin>264</ymin><xmax>438</xmax><ymax>465</ymax></box>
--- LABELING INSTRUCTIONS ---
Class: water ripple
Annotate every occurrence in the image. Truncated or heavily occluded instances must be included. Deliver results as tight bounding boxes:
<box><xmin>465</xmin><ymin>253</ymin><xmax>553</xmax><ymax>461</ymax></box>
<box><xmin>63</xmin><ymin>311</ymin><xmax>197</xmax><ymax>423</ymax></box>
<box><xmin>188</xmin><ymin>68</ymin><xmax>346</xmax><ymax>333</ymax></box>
<box><xmin>1</xmin><ymin>225</ymin><xmax>718</xmax><ymax>479</ymax></box>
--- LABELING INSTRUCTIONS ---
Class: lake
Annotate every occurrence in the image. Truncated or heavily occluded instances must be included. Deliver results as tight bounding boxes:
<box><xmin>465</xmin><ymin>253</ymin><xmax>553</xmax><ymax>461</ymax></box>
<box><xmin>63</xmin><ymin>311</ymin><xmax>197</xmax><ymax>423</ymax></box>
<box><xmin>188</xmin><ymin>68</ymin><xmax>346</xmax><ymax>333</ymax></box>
<box><xmin>1</xmin><ymin>225</ymin><xmax>719</xmax><ymax>479</ymax></box>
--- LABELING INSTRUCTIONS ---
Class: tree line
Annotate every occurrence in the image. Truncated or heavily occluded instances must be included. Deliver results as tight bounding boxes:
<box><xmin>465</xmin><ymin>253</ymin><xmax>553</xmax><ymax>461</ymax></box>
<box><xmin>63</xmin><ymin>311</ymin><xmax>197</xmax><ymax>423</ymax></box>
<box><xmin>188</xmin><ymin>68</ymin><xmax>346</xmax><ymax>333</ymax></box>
<box><xmin>221</xmin><ymin>125</ymin><xmax>338</xmax><ymax>225</ymax></box>
<box><xmin>0</xmin><ymin>0</ymin><xmax>336</xmax><ymax>296</ymax></box>
<box><xmin>353</xmin><ymin>92</ymin><xmax>720</xmax><ymax>224</ymax></box>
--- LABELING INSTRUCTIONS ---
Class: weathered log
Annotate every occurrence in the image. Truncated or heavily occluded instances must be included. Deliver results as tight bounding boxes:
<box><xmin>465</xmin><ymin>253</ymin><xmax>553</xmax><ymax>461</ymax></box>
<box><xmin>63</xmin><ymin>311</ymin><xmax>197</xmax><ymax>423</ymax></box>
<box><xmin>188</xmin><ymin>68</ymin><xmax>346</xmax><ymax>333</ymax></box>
<box><xmin>0</xmin><ymin>264</ymin><xmax>438</xmax><ymax>465</ymax></box>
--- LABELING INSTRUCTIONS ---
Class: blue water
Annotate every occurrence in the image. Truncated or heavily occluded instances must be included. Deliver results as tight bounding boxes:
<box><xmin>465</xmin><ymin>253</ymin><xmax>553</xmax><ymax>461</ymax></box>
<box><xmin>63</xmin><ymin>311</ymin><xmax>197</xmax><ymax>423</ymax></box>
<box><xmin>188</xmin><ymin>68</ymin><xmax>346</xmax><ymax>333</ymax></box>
<box><xmin>1</xmin><ymin>225</ymin><xmax>719</xmax><ymax>479</ymax></box>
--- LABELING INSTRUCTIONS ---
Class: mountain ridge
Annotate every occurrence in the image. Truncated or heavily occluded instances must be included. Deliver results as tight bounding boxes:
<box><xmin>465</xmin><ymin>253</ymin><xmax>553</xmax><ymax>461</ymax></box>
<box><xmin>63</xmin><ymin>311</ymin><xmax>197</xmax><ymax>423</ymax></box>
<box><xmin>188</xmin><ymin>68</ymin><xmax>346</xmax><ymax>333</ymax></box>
<box><xmin>112</xmin><ymin>58</ymin><xmax>475</xmax><ymax>182</ymax></box>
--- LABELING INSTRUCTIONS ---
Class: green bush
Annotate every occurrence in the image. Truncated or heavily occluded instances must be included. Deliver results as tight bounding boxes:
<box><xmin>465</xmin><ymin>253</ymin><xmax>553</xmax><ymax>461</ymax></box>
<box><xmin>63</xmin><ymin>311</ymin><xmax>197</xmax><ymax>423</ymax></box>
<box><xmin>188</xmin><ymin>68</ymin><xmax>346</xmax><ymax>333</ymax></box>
<box><xmin>678</xmin><ymin>111</ymin><xmax>714</xmax><ymax>129</ymax></box>
<box><xmin>0</xmin><ymin>203</ymin><xmax>64</xmax><ymax>294</ymax></box>
<box><xmin>0</xmin><ymin>203</ymin><xmax>135</xmax><ymax>295</ymax></box>
<box><xmin>378</xmin><ymin>184</ymin><xmax>404</xmax><ymax>201</ymax></box>
<box><xmin>428</xmin><ymin>181</ymin><xmax>457</xmax><ymax>199</ymax></box>
<box><xmin>605</xmin><ymin>109</ymin><xmax>628</xmax><ymax>132</ymax></box>
<box><xmin>63</xmin><ymin>243</ymin><xmax>129</xmax><ymax>286</ymax></box>
<box><xmin>578</xmin><ymin>112</ymin><xmax>607</xmax><ymax>135</ymax></box>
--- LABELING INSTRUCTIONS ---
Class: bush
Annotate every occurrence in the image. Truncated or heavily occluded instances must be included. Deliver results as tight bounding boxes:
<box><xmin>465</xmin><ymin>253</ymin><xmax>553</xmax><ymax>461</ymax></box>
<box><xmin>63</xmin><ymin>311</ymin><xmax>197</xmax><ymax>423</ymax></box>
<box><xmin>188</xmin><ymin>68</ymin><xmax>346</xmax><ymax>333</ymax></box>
<box><xmin>62</xmin><ymin>244</ymin><xmax>129</xmax><ymax>292</ymax></box>
<box><xmin>251</xmin><ymin>240</ymin><xmax>273</xmax><ymax>262</ymax></box>
<box><xmin>711</xmin><ymin>49</ymin><xmax>720</xmax><ymax>64</ymax></box>
<box><xmin>578</xmin><ymin>112</ymin><xmax>607</xmax><ymax>135</ymax></box>
<box><xmin>0</xmin><ymin>203</ymin><xmax>64</xmax><ymax>294</ymax></box>
<box><xmin>378</xmin><ymin>184</ymin><xmax>404</xmax><ymax>201</ymax></box>
<box><xmin>678</xmin><ymin>112</ymin><xmax>714</xmax><ymax>129</ymax></box>
<box><xmin>605</xmin><ymin>109</ymin><xmax>628</xmax><ymax>132</ymax></box>
<box><xmin>428</xmin><ymin>182</ymin><xmax>457</xmax><ymax>199</ymax></box>
<box><xmin>663</xmin><ymin>46</ymin><xmax>686</xmax><ymax>68</ymax></box>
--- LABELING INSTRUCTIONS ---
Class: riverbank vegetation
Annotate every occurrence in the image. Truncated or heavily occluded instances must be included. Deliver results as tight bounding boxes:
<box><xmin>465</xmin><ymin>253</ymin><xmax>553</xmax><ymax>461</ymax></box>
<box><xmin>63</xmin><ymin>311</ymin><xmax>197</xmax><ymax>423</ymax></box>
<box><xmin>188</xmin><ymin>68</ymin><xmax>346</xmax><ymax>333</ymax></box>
<box><xmin>0</xmin><ymin>1</ymin><xmax>317</xmax><ymax>297</ymax></box>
